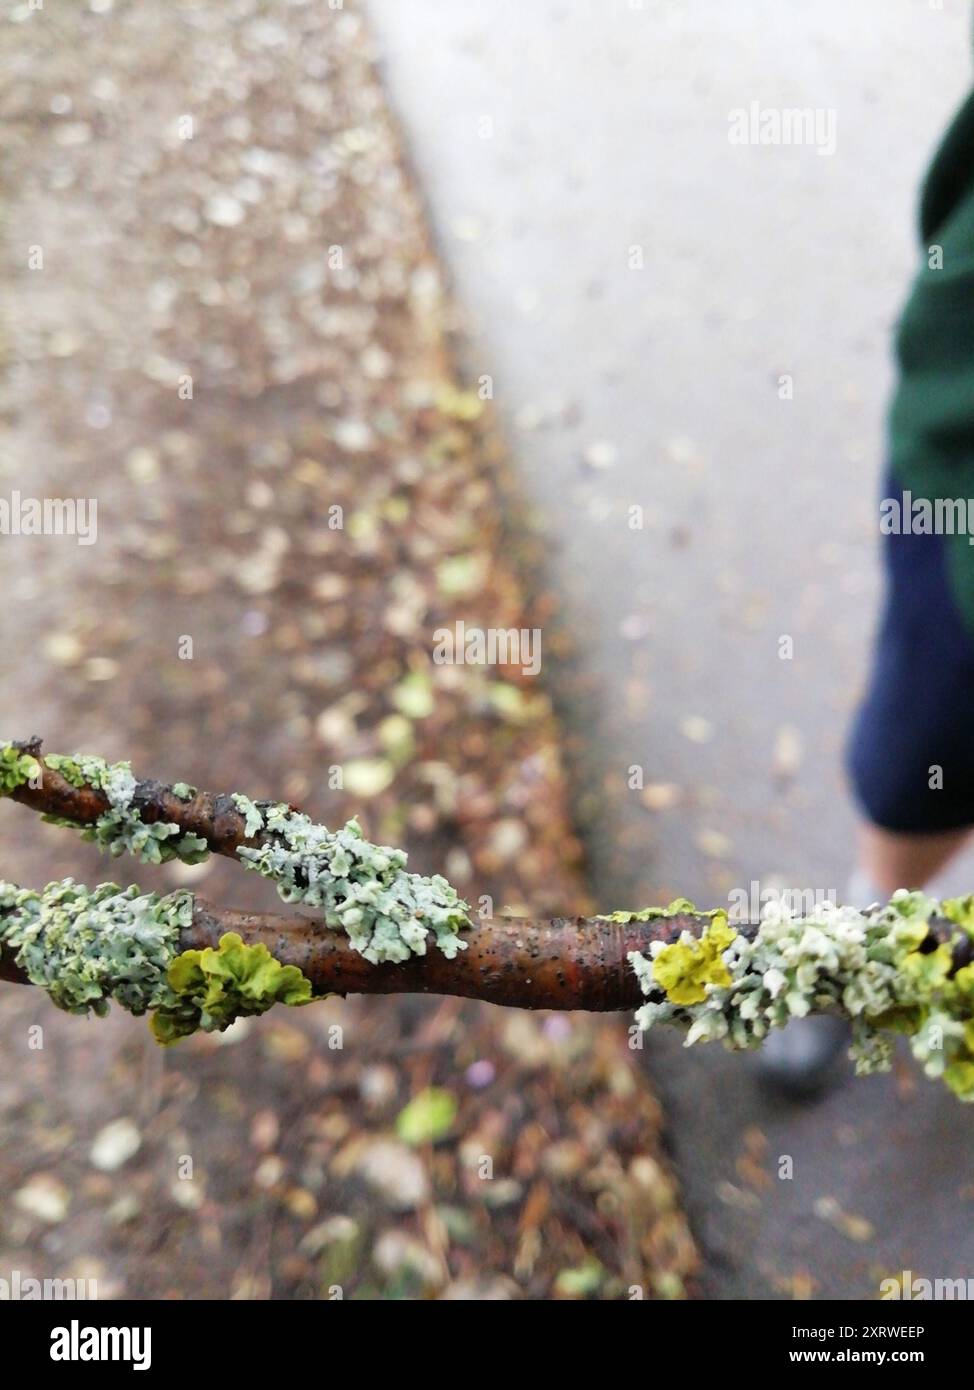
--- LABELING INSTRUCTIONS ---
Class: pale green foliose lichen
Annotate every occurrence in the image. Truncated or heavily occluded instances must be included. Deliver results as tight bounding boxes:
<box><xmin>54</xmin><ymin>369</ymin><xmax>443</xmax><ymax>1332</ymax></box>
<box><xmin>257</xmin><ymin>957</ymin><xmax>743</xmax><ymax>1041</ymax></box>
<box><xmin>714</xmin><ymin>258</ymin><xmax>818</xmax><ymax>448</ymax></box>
<box><xmin>598</xmin><ymin>898</ymin><xmax>723</xmax><ymax>925</ymax></box>
<box><xmin>151</xmin><ymin>931</ymin><xmax>313</xmax><ymax>1044</ymax></box>
<box><xmin>231</xmin><ymin>792</ymin><xmax>265</xmax><ymax>839</ymax></box>
<box><xmin>0</xmin><ymin>879</ymin><xmax>316</xmax><ymax>1044</ymax></box>
<box><xmin>628</xmin><ymin>892</ymin><xmax>974</xmax><ymax>1101</ymax></box>
<box><xmin>0</xmin><ymin>877</ymin><xmax>190</xmax><ymax>1017</ymax></box>
<box><xmin>43</xmin><ymin>754</ymin><xmax>87</xmax><ymax>788</ymax></box>
<box><xmin>0</xmin><ymin>744</ymin><xmax>210</xmax><ymax>866</ymax></box>
<box><xmin>3</xmin><ymin>745</ymin><xmax>471</xmax><ymax>964</ymax></box>
<box><xmin>0</xmin><ymin>741</ymin><xmax>41</xmax><ymax>792</ymax></box>
<box><xmin>231</xmin><ymin>799</ymin><xmax>470</xmax><ymax>964</ymax></box>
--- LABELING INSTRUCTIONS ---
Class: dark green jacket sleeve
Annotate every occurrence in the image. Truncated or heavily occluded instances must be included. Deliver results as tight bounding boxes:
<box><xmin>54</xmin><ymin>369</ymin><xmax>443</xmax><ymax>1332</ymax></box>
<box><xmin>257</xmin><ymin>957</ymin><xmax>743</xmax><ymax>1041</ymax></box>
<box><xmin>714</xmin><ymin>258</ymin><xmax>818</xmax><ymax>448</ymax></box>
<box><xmin>890</xmin><ymin>85</ymin><xmax>974</xmax><ymax>630</ymax></box>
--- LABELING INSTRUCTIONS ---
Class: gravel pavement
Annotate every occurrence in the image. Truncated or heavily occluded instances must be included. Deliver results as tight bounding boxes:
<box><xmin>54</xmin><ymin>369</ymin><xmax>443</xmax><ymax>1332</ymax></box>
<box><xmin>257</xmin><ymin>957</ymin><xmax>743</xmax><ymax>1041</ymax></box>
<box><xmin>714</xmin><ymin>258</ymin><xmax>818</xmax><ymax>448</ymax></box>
<box><xmin>0</xmin><ymin>0</ymin><xmax>695</xmax><ymax>1301</ymax></box>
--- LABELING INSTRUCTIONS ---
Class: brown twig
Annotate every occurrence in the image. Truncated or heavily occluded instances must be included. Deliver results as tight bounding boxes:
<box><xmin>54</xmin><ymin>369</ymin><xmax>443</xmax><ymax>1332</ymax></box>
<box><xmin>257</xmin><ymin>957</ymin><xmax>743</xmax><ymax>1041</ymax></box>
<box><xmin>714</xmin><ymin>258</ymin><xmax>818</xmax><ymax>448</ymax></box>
<box><xmin>184</xmin><ymin>899</ymin><xmax>704</xmax><ymax>1010</ymax></box>
<box><xmin>0</xmin><ymin>890</ymin><xmax>704</xmax><ymax>1010</ymax></box>
<box><xmin>8</xmin><ymin>736</ymin><xmax>261</xmax><ymax>858</ymax></box>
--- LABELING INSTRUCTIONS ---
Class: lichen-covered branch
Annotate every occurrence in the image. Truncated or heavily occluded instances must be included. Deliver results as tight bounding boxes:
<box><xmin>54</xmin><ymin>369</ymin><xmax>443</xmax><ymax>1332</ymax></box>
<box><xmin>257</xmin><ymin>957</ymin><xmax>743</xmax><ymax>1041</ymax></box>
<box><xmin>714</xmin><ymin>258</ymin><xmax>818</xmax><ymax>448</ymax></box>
<box><xmin>0</xmin><ymin>880</ymin><xmax>310</xmax><ymax>1043</ymax></box>
<box><xmin>624</xmin><ymin>894</ymin><xmax>974</xmax><ymax>1100</ymax></box>
<box><xmin>6</xmin><ymin>738</ymin><xmax>974</xmax><ymax>1101</ymax></box>
<box><xmin>0</xmin><ymin>876</ymin><xmax>697</xmax><ymax>1025</ymax></box>
<box><xmin>2</xmin><ymin>737</ymin><xmax>468</xmax><ymax>963</ymax></box>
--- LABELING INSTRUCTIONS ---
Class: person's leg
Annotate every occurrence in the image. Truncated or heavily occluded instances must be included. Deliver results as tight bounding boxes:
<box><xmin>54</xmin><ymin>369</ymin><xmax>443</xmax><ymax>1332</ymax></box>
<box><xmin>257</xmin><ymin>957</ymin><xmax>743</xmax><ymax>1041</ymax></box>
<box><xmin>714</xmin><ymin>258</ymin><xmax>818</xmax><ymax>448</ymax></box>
<box><xmin>855</xmin><ymin>821</ymin><xmax>972</xmax><ymax>900</ymax></box>
<box><xmin>762</xmin><ymin>476</ymin><xmax>974</xmax><ymax>1097</ymax></box>
<box><xmin>763</xmin><ymin>825</ymin><xmax>970</xmax><ymax>1098</ymax></box>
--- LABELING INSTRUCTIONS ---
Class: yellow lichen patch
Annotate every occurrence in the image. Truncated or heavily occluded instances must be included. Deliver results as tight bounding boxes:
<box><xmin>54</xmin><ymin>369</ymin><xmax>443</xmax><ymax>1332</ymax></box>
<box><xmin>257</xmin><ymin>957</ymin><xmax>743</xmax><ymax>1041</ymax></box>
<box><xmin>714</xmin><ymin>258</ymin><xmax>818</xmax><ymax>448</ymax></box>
<box><xmin>652</xmin><ymin>915</ymin><xmax>737</xmax><ymax>1006</ymax></box>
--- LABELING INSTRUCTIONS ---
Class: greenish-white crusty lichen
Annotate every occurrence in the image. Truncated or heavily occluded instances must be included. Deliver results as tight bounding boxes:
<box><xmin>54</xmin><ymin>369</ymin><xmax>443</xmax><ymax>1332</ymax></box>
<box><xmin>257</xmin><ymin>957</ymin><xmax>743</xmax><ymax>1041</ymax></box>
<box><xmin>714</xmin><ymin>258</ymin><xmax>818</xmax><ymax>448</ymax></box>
<box><xmin>628</xmin><ymin>892</ymin><xmax>974</xmax><ymax>1101</ymax></box>
<box><xmin>0</xmin><ymin>878</ymin><xmax>190</xmax><ymax>1017</ymax></box>
<box><xmin>32</xmin><ymin>749</ymin><xmax>210</xmax><ymax>866</ymax></box>
<box><xmin>0</xmin><ymin>878</ymin><xmax>315</xmax><ymax>1044</ymax></box>
<box><xmin>229</xmin><ymin>797</ymin><xmax>469</xmax><ymax>964</ymax></box>
<box><xmin>0</xmin><ymin>743</ymin><xmax>470</xmax><ymax>964</ymax></box>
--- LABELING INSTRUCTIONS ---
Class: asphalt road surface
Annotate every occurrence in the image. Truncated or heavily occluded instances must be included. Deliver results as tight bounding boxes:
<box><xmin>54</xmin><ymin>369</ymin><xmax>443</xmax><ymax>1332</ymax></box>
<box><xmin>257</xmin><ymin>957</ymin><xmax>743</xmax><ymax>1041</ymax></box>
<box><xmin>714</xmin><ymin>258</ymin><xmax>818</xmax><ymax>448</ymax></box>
<box><xmin>369</xmin><ymin>0</ymin><xmax>974</xmax><ymax>1298</ymax></box>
